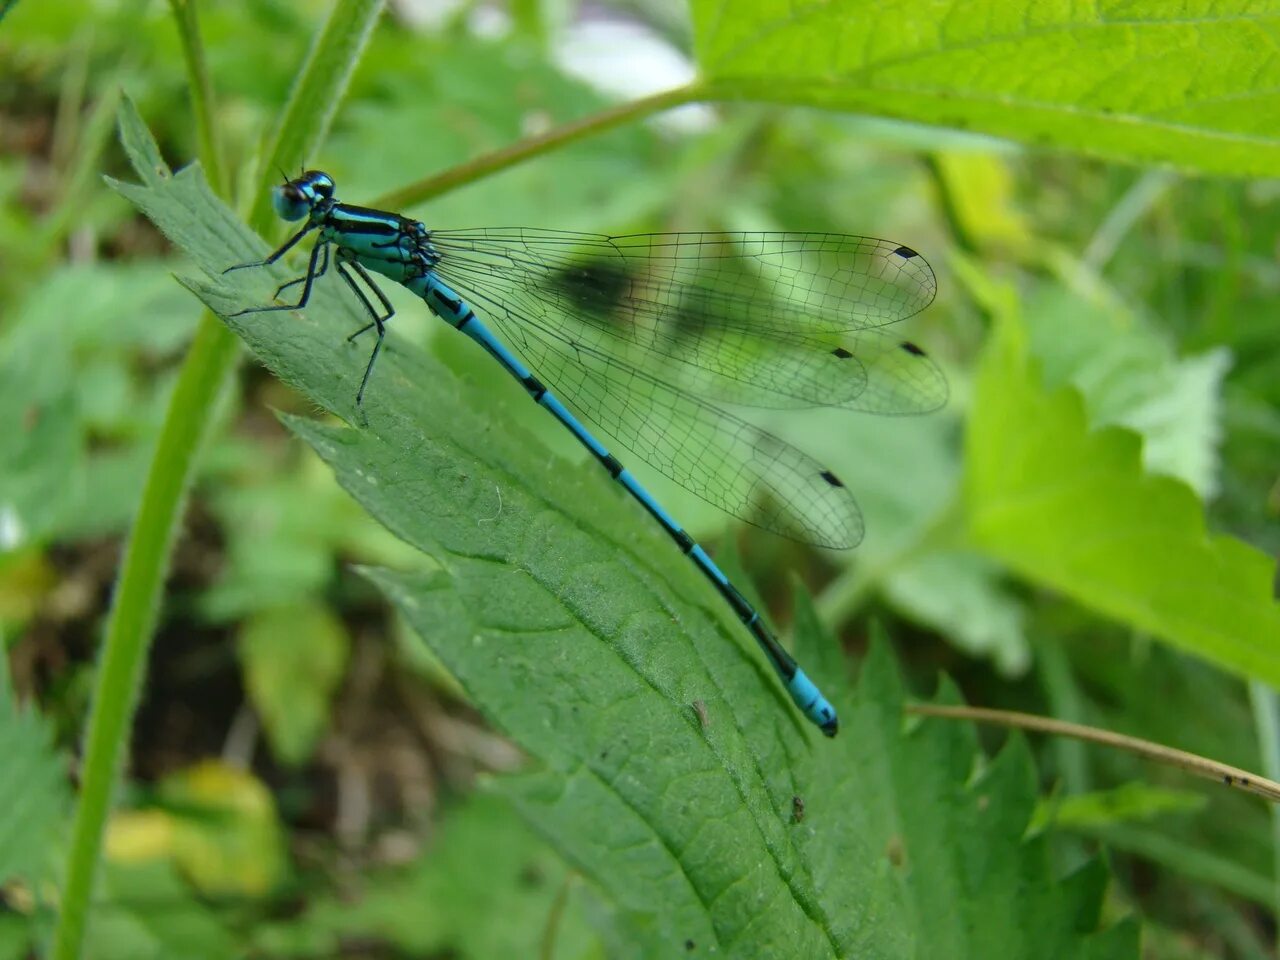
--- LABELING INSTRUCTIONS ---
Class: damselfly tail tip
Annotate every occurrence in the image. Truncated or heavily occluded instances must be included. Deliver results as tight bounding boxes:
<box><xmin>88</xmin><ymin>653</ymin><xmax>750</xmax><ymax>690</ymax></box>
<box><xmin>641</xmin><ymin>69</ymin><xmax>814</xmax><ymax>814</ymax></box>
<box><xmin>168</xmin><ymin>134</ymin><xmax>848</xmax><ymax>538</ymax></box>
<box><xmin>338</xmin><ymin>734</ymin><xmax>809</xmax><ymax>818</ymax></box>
<box><xmin>821</xmin><ymin>716</ymin><xmax>839</xmax><ymax>737</ymax></box>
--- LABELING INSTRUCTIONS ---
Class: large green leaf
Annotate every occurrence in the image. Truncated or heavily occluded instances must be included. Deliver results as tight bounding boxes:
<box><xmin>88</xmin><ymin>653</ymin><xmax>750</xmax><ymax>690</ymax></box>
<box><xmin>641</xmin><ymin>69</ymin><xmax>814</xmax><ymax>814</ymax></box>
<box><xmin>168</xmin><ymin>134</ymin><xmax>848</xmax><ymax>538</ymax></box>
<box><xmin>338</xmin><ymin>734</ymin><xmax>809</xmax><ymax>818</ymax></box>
<box><xmin>376</xmin><ymin>556</ymin><xmax>1136</xmax><ymax>957</ymax></box>
<box><xmin>690</xmin><ymin>1</ymin><xmax>1280</xmax><ymax>177</ymax></box>
<box><xmin>113</xmin><ymin>109</ymin><xmax>1136</xmax><ymax>958</ymax></box>
<box><xmin>964</xmin><ymin>272</ymin><xmax>1280</xmax><ymax>686</ymax></box>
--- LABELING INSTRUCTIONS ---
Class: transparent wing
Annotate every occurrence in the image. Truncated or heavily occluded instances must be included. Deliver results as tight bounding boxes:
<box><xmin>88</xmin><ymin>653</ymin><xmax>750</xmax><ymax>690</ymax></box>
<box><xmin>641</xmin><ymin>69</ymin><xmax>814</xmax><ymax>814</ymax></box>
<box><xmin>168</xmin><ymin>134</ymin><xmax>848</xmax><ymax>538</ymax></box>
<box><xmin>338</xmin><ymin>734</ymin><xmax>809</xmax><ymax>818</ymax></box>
<box><xmin>463</xmin><ymin>283</ymin><xmax>865</xmax><ymax>547</ymax></box>
<box><xmin>430</xmin><ymin>229</ymin><xmax>944</xmax><ymax>413</ymax></box>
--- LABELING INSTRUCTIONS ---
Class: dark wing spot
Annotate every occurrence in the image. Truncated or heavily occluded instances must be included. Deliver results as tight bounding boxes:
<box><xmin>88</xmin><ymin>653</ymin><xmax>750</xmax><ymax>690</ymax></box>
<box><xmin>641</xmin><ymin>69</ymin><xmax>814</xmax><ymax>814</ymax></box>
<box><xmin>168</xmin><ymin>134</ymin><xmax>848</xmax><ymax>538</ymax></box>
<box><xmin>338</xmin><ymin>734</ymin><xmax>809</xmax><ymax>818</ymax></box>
<box><xmin>892</xmin><ymin>245</ymin><xmax>920</xmax><ymax>259</ymax></box>
<box><xmin>545</xmin><ymin>259</ymin><xmax>633</xmax><ymax>319</ymax></box>
<box><xmin>819</xmin><ymin>470</ymin><xmax>844</xmax><ymax>488</ymax></box>
<box><xmin>831</xmin><ymin>346</ymin><xmax>853</xmax><ymax>359</ymax></box>
<box><xmin>899</xmin><ymin>341</ymin><xmax>926</xmax><ymax>356</ymax></box>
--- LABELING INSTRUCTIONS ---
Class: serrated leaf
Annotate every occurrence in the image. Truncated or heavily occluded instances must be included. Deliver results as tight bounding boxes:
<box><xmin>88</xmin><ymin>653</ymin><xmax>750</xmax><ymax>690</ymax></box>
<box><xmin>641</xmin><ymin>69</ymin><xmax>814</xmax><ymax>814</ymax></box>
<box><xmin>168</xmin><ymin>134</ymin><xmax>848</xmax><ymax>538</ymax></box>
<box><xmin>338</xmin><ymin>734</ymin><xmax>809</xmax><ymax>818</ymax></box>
<box><xmin>0</xmin><ymin>647</ymin><xmax>69</xmax><ymax>887</ymax></box>
<box><xmin>964</xmin><ymin>275</ymin><xmax>1280</xmax><ymax>686</ymax></box>
<box><xmin>113</xmin><ymin>113</ymin><xmax>1133</xmax><ymax>958</ymax></box>
<box><xmin>117</xmin><ymin>95</ymin><xmax>167</xmax><ymax>179</ymax></box>
<box><xmin>1025</xmin><ymin>274</ymin><xmax>1230</xmax><ymax>498</ymax></box>
<box><xmin>691</xmin><ymin>1</ymin><xmax>1280</xmax><ymax>177</ymax></box>
<box><xmin>377</xmin><ymin>558</ymin><xmax>1134</xmax><ymax>957</ymax></box>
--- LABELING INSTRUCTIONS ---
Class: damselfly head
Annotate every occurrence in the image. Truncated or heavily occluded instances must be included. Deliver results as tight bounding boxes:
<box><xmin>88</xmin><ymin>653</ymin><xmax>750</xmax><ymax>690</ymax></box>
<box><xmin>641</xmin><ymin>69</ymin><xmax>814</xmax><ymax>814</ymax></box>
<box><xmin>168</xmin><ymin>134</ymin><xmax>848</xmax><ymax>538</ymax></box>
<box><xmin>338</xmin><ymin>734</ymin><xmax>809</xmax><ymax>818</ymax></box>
<box><xmin>272</xmin><ymin>170</ymin><xmax>335</xmax><ymax>222</ymax></box>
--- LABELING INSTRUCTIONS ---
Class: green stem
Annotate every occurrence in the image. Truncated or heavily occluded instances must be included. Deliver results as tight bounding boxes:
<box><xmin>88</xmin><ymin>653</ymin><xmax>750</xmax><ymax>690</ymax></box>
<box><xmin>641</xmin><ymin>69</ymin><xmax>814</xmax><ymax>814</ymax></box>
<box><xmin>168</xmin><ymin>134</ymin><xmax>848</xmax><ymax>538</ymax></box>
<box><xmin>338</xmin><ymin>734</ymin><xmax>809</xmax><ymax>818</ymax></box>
<box><xmin>38</xmin><ymin>85</ymin><xmax>122</xmax><ymax>259</ymax></box>
<box><xmin>538</xmin><ymin>871</ymin><xmax>576</xmax><ymax>960</ymax></box>
<box><xmin>1035</xmin><ymin>635</ymin><xmax>1089</xmax><ymax>793</ymax></box>
<box><xmin>38</xmin><ymin>0</ymin><xmax>150</xmax><ymax>261</ymax></box>
<box><xmin>374</xmin><ymin>83</ymin><xmax>704</xmax><ymax>210</ymax></box>
<box><xmin>50</xmin><ymin>318</ymin><xmax>238</xmax><ymax>960</ymax></box>
<box><xmin>168</xmin><ymin>0</ymin><xmax>226</xmax><ymax>196</ymax></box>
<box><xmin>51</xmin><ymin>1</ymin><xmax>386</xmax><ymax>955</ymax></box>
<box><xmin>1248</xmin><ymin>679</ymin><xmax>1280</xmax><ymax>946</ymax></box>
<box><xmin>50</xmin><ymin>29</ymin><xmax>91</xmax><ymax>175</ymax></box>
<box><xmin>251</xmin><ymin>0</ymin><xmax>387</xmax><ymax>228</ymax></box>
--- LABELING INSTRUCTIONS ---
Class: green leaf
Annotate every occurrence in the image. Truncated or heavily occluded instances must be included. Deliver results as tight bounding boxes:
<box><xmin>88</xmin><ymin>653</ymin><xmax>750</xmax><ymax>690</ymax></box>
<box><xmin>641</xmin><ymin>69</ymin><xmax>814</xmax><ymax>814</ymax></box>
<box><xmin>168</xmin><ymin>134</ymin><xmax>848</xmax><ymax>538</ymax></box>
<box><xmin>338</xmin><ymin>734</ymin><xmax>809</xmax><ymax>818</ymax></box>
<box><xmin>797</xmin><ymin>410</ymin><xmax>1028</xmax><ymax>673</ymax></box>
<box><xmin>374</xmin><ymin>556</ymin><xmax>1135</xmax><ymax>956</ymax></box>
<box><xmin>0</xmin><ymin>379</ymin><xmax>80</xmax><ymax>550</ymax></box>
<box><xmin>1032</xmin><ymin>783</ymin><xmax>1207</xmax><ymax>832</ymax></box>
<box><xmin>0</xmin><ymin>651</ymin><xmax>69</xmax><ymax>887</ymax></box>
<box><xmin>90</xmin><ymin>860</ymin><xmax>240</xmax><ymax>960</ymax></box>
<box><xmin>882</xmin><ymin>549</ymin><xmax>1029</xmax><ymax>673</ymax></box>
<box><xmin>963</xmin><ymin>273</ymin><xmax>1280</xmax><ymax>688</ymax></box>
<box><xmin>1025</xmin><ymin>270</ymin><xmax>1231</xmax><ymax>498</ymax></box>
<box><xmin>1084</xmin><ymin>823</ymin><xmax>1274</xmax><ymax>907</ymax></box>
<box><xmin>114</xmin><ymin>137</ymin><xmax>1134</xmax><ymax>958</ymax></box>
<box><xmin>259</xmin><ymin>792</ymin><xmax>600</xmax><ymax>959</ymax></box>
<box><xmin>0</xmin><ymin>913</ymin><xmax>34</xmax><ymax>960</ymax></box>
<box><xmin>1060</xmin><ymin>640</ymin><xmax>1275</xmax><ymax>908</ymax></box>
<box><xmin>690</xmin><ymin>1</ymin><xmax>1280</xmax><ymax>177</ymax></box>
<box><xmin>238</xmin><ymin>605</ymin><xmax>349</xmax><ymax>765</ymax></box>
<box><xmin>0</xmin><ymin>261</ymin><xmax>204</xmax><ymax>548</ymax></box>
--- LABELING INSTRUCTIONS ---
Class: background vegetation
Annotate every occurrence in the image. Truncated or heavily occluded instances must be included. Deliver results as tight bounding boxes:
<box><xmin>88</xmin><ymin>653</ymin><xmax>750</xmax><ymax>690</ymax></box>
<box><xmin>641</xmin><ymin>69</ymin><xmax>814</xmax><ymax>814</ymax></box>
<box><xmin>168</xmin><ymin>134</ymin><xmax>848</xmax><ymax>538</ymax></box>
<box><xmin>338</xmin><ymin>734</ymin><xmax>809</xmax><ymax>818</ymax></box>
<box><xmin>2</xmin><ymin>1</ymin><xmax>1278</xmax><ymax>957</ymax></box>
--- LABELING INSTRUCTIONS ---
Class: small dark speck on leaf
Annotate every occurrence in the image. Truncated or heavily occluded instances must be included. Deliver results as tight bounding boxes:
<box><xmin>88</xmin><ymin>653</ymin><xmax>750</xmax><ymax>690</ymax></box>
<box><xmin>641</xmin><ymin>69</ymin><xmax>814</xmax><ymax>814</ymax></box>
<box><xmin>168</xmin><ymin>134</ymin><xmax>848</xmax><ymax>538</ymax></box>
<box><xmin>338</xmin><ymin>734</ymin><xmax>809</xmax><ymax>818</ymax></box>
<box><xmin>791</xmin><ymin>795</ymin><xmax>805</xmax><ymax>823</ymax></box>
<box><xmin>886</xmin><ymin>835</ymin><xmax>905</xmax><ymax>867</ymax></box>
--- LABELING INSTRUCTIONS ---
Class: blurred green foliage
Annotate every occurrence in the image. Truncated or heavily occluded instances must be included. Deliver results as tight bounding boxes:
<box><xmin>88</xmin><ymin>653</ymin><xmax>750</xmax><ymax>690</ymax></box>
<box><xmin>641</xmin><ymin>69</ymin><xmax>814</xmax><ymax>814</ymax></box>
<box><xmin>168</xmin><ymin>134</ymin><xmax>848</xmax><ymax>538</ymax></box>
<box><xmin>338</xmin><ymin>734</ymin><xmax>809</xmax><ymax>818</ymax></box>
<box><xmin>2</xmin><ymin>1</ymin><xmax>1279</xmax><ymax>958</ymax></box>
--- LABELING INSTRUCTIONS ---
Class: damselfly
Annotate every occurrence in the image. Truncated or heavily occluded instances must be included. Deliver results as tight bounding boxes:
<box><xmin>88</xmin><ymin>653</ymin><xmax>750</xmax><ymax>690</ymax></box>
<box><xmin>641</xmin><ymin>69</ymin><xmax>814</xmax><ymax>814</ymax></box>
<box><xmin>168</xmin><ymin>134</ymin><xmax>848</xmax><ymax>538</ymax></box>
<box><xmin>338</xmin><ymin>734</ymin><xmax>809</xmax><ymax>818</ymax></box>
<box><xmin>225</xmin><ymin>171</ymin><xmax>947</xmax><ymax>737</ymax></box>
